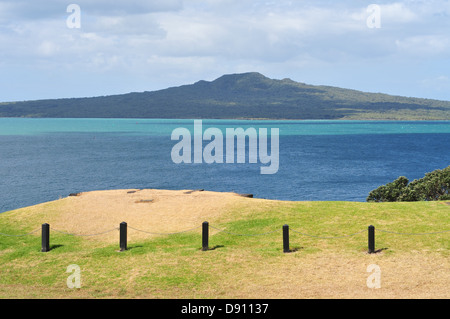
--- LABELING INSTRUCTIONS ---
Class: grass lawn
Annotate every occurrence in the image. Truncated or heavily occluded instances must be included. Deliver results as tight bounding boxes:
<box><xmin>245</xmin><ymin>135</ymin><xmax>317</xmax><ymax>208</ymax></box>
<box><xmin>0</xmin><ymin>191</ymin><xmax>448</xmax><ymax>299</ymax></box>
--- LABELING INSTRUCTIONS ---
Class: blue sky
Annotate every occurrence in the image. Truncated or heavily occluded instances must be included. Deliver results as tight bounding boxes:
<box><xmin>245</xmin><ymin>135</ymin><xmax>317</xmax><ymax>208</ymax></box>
<box><xmin>1</xmin><ymin>0</ymin><xmax>449</xmax><ymax>102</ymax></box>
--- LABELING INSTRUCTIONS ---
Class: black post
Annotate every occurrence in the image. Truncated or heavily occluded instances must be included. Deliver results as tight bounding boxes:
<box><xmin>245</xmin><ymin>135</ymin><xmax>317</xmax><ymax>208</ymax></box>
<box><xmin>202</xmin><ymin>221</ymin><xmax>209</xmax><ymax>251</ymax></box>
<box><xmin>283</xmin><ymin>224</ymin><xmax>290</xmax><ymax>253</ymax></box>
<box><xmin>41</xmin><ymin>223</ymin><xmax>50</xmax><ymax>252</ymax></box>
<box><xmin>368</xmin><ymin>225</ymin><xmax>375</xmax><ymax>254</ymax></box>
<box><xmin>120</xmin><ymin>222</ymin><xmax>127</xmax><ymax>251</ymax></box>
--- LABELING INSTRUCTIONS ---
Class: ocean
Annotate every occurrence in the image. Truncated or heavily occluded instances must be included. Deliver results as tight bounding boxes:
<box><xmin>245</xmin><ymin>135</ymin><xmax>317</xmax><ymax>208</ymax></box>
<box><xmin>0</xmin><ymin>118</ymin><xmax>449</xmax><ymax>213</ymax></box>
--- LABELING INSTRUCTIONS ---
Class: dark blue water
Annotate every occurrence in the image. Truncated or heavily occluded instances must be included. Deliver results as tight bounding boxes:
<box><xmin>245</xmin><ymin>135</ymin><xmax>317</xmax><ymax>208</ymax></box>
<box><xmin>0</xmin><ymin>119</ymin><xmax>449</xmax><ymax>213</ymax></box>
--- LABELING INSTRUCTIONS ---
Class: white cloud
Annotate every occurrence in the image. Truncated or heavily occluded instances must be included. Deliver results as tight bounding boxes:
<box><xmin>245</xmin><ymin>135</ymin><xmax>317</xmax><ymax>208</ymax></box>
<box><xmin>380</xmin><ymin>2</ymin><xmax>418</xmax><ymax>23</ymax></box>
<box><xmin>37</xmin><ymin>40</ymin><xmax>60</xmax><ymax>56</ymax></box>
<box><xmin>395</xmin><ymin>35</ymin><xmax>450</xmax><ymax>56</ymax></box>
<box><xmin>0</xmin><ymin>0</ymin><xmax>183</xmax><ymax>20</ymax></box>
<box><xmin>0</xmin><ymin>0</ymin><xmax>449</xmax><ymax>101</ymax></box>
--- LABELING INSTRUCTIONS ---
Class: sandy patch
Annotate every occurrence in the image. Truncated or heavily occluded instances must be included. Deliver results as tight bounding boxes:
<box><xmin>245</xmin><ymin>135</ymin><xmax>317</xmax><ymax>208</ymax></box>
<box><xmin>49</xmin><ymin>189</ymin><xmax>252</xmax><ymax>243</ymax></box>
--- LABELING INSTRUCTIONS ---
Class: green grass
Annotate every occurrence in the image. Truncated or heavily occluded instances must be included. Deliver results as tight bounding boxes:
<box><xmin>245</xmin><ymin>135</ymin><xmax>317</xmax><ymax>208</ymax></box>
<box><xmin>0</xmin><ymin>200</ymin><xmax>448</xmax><ymax>298</ymax></box>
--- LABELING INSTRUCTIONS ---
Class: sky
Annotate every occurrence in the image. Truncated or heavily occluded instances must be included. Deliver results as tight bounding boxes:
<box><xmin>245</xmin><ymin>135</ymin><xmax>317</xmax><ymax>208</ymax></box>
<box><xmin>0</xmin><ymin>0</ymin><xmax>449</xmax><ymax>102</ymax></box>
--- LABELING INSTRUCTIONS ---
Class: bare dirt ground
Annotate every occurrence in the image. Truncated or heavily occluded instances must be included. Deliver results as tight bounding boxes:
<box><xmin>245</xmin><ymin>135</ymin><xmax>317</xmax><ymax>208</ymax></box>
<box><xmin>47</xmin><ymin>189</ymin><xmax>254</xmax><ymax>243</ymax></box>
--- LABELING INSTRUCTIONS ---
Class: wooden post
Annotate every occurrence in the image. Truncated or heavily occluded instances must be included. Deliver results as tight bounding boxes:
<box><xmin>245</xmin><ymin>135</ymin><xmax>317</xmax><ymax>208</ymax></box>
<box><xmin>283</xmin><ymin>224</ymin><xmax>290</xmax><ymax>253</ymax></box>
<box><xmin>120</xmin><ymin>222</ymin><xmax>127</xmax><ymax>251</ymax></box>
<box><xmin>202</xmin><ymin>221</ymin><xmax>209</xmax><ymax>251</ymax></box>
<box><xmin>368</xmin><ymin>225</ymin><xmax>375</xmax><ymax>254</ymax></box>
<box><xmin>41</xmin><ymin>223</ymin><xmax>50</xmax><ymax>252</ymax></box>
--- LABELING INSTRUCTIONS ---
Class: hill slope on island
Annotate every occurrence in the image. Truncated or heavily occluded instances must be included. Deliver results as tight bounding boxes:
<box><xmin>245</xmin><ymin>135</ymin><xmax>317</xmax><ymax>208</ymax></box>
<box><xmin>1</xmin><ymin>72</ymin><xmax>450</xmax><ymax>120</ymax></box>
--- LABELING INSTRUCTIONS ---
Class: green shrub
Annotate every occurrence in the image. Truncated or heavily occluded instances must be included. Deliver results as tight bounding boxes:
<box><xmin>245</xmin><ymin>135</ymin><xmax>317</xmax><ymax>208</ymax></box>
<box><xmin>367</xmin><ymin>166</ymin><xmax>450</xmax><ymax>202</ymax></box>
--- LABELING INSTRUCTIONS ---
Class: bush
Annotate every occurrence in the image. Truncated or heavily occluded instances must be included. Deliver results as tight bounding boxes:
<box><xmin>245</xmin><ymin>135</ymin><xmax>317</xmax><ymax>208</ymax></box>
<box><xmin>367</xmin><ymin>166</ymin><xmax>450</xmax><ymax>202</ymax></box>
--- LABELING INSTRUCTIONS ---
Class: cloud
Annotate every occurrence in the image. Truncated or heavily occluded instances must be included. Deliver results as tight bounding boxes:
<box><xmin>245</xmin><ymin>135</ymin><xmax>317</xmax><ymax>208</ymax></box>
<box><xmin>37</xmin><ymin>40</ymin><xmax>60</xmax><ymax>56</ymax></box>
<box><xmin>380</xmin><ymin>2</ymin><xmax>418</xmax><ymax>24</ymax></box>
<box><xmin>151</xmin><ymin>3</ymin><xmax>374</xmax><ymax>62</ymax></box>
<box><xmin>0</xmin><ymin>0</ymin><xmax>449</xmax><ymax>101</ymax></box>
<box><xmin>0</xmin><ymin>0</ymin><xmax>183</xmax><ymax>20</ymax></box>
<box><xmin>3</xmin><ymin>1</ymin><xmax>446</xmax><ymax>64</ymax></box>
<box><xmin>396</xmin><ymin>35</ymin><xmax>450</xmax><ymax>57</ymax></box>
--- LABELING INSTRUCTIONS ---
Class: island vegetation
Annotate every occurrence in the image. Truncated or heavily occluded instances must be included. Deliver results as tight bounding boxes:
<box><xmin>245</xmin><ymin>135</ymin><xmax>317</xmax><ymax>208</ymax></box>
<box><xmin>1</xmin><ymin>72</ymin><xmax>449</xmax><ymax>120</ymax></box>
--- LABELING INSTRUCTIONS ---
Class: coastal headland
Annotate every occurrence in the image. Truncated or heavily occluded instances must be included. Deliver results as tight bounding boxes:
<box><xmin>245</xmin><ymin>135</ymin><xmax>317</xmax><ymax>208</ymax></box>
<box><xmin>0</xmin><ymin>189</ymin><xmax>448</xmax><ymax>298</ymax></box>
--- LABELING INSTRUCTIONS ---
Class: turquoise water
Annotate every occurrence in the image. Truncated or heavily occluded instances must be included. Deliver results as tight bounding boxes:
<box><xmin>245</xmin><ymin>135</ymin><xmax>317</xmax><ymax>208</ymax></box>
<box><xmin>0</xmin><ymin>118</ymin><xmax>449</xmax><ymax>213</ymax></box>
<box><xmin>1</xmin><ymin>118</ymin><xmax>449</xmax><ymax>136</ymax></box>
